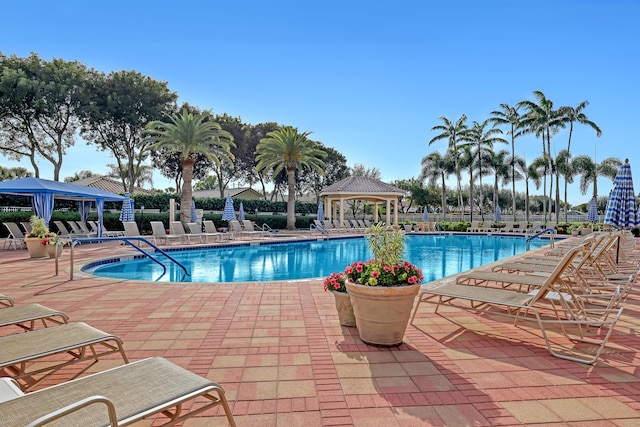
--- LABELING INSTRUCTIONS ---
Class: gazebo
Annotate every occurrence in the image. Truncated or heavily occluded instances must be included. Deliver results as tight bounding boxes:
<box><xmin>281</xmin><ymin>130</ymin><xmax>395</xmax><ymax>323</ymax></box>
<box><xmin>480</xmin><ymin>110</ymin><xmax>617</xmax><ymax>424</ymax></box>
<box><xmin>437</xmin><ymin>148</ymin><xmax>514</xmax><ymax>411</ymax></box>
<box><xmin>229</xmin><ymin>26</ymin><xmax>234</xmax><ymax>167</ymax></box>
<box><xmin>319</xmin><ymin>177</ymin><xmax>406</xmax><ymax>226</ymax></box>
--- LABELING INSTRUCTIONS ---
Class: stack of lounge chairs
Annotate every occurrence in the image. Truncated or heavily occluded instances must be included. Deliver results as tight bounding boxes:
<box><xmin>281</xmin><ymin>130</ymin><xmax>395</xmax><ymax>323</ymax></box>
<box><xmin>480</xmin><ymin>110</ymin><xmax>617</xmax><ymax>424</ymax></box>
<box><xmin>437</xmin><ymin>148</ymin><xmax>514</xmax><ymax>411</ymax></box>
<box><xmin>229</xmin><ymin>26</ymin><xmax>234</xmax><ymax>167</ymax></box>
<box><xmin>0</xmin><ymin>295</ymin><xmax>236</xmax><ymax>426</ymax></box>
<box><xmin>410</xmin><ymin>231</ymin><xmax>637</xmax><ymax>364</ymax></box>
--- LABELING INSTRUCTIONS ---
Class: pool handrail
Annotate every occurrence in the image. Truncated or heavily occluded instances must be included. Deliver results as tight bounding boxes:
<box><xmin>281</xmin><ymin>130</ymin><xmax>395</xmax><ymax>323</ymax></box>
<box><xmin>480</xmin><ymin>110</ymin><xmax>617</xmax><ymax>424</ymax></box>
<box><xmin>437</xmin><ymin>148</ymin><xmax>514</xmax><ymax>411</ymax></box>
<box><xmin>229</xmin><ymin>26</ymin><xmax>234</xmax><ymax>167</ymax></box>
<box><xmin>67</xmin><ymin>237</ymin><xmax>191</xmax><ymax>281</ymax></box>
<box><xmin>525</xmin><ymin>228</ymin><xmax>556</xmax><ymax>250</ymax></box>
<box><xmin>309</xmin><ymin>223</ymin><xmax>329</xmax><ymax>235</ymax></box>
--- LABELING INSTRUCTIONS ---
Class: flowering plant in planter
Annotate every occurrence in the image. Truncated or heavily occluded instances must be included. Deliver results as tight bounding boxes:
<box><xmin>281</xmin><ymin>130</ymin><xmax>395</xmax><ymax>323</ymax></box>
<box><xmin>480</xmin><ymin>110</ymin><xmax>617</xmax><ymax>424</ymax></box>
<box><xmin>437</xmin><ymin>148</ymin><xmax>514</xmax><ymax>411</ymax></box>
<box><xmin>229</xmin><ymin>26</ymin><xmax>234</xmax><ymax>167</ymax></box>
<box><xmin>323</xmin><ymin>272</ymin><xmax>347</xmax><ymax>293</ymax></box>
<box><xmin>344</xmin><ymin>223</ymin><xmax>423</xmax><ymax>286</ymax></box>
<box><xmin>40</xmin><ymin>232</ymin><xmax>60</xmax><ymax>246</ymax></box>
<box><xmin>27</xmin><ymin>215</ymin><xmax>49</xmax><ymax>238</ymax></box>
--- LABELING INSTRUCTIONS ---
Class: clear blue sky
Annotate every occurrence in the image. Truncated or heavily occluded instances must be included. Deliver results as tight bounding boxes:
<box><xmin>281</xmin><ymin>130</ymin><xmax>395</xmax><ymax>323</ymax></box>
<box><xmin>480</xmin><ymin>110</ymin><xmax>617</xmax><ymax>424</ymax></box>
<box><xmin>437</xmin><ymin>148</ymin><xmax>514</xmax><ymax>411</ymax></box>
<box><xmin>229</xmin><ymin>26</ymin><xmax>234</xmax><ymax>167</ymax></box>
<box><xmin>2</xmin><ymin>0</ymin><xmax>638</xmax><ymax>206</ymax></box>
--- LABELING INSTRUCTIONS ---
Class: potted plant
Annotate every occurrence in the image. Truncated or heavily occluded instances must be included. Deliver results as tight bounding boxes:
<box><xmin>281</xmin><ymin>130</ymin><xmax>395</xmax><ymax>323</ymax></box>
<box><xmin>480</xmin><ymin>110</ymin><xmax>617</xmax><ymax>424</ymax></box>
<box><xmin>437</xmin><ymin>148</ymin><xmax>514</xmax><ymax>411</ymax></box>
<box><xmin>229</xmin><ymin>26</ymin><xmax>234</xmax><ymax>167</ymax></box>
<box><xmin>323</xmin><ymin>272</ymin><xmax>356</xmax><ymax>327</ymax></box>
<box><xmin>24</xmin><ymin>216</ymin><xmax>49</xmax><ymax>258</ymax></box>
<box><xmin>344</xmin><ymin>223</ymin><xmax>423</xmax><ymax>346</ymax></box>
<box><xmin>41</xmin><ymin>231</ymin><xmax>64</xmax><ymax>258</ymax></box>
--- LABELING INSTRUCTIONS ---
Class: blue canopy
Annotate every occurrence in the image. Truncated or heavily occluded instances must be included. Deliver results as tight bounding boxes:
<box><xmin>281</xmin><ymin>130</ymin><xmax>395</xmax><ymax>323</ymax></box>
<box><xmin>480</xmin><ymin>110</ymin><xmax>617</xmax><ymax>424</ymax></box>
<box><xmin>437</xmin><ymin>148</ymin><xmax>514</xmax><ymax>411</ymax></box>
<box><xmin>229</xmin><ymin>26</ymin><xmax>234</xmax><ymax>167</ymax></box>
<box><xmin>0</xmin><ymin>177</ymin><xmax>126</xmax><ymax>237</ymax></box>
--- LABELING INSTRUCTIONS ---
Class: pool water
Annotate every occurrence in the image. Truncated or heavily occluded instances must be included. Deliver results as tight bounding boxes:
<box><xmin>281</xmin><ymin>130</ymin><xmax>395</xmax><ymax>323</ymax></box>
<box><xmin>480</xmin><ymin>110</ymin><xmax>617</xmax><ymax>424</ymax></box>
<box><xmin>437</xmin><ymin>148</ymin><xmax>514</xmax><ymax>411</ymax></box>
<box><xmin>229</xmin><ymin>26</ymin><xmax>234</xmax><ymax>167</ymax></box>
<box><xmin>89</xmin><ymin>234</ymin><xmax>548</xmax><ymax>283</ymax></box>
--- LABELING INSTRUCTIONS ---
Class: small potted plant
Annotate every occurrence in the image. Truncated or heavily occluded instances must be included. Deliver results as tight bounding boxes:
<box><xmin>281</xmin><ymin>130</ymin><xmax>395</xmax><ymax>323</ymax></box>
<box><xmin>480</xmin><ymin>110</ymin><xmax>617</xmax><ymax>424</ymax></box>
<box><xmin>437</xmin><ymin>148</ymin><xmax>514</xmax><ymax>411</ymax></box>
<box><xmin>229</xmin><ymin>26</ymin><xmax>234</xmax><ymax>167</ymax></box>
<box><xmin>343</xmin><ymin>223</ymin><xmax>423</xmax><ymax>346</ymax></box>
<box><xmin>24</xmin><ymin>215</ymin><xmax>49</xmax><ymax>258</ymax></box>
<box><xmin>41</xmin><ymin>231</ymin><xmax>64</xmax><ymax>258</ymax></box>
<box><xmin>323</xmin><ymin>272</ymin><xmax>356</xmax><ymax>327</ymax></box>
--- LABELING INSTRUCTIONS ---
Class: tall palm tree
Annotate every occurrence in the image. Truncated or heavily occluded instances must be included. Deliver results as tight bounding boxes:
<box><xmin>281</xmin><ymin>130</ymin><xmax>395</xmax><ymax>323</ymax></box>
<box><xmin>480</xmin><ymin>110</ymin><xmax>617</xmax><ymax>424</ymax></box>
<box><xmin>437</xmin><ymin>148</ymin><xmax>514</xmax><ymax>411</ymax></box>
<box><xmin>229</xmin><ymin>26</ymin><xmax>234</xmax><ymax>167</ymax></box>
<box><xmin>461</xmin><ymin>120</ymin><xmax>507</xmax><ymax>218</ymax></box>
<box><xmin>518</xmin><ymin>91</ymin><xmax>564</xmax><ymax>221</ymax></box>
<box><xmin>484</xmin><ymin>149</ymin><xmax>511</xmax><ymax>215</ymax></box>
<box><xmin>490</xmin><ymin>104</ymin><xmax>524</xmax><ymax>220</ymax></box>
<box><xmin>555</xmin><ymin>149</ymin><xmax>575</xmax><ymax>222</ymax></box>
<box><xmin>560</xmin><ymin>101</ymin><xmax>602</xmax><ymax>155</ymax></box>
<box><xmin>572</xmin><ymin>155</ymin><xmax>621</xmax><ymax>199</ymax></box>
<box><xmin>145</xmin><ymin>109</ymin><xmax>235</xmax><ymax>225</ymax></box>
<box><xmin>420</xmin><ymin>150</ymin><xmax>454</xmax><ymax>221</ymax></box>
<box><xmin>429</xmin><ymin>115</ymin><xmax>468</xmax><ymax>215</ymax></box>
<box><xmin>529</xmin><ymin>156</ymin><xmax>548</xmax><ymax>221</ymax></box>
<box><xmin>255</xmin><ymin>126</ymin><xmax>327</xmax><ymax>230</ymax></box>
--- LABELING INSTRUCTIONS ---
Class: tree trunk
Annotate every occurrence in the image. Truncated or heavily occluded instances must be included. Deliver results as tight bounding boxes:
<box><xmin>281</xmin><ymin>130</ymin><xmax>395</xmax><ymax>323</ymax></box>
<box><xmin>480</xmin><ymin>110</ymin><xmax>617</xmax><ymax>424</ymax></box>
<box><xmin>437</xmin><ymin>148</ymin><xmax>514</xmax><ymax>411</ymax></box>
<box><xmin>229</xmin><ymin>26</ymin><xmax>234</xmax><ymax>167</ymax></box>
<box><xmin>441</xmin><ymin>174</ymin><xmax>447</xmax><ymax>222</ymax></box>
<box><xmin>180</xmin><ymin>157</ymin><xmax>195</xmax><ymax>226</ymax></box>
<box><xmin>286</xmin><ymin>166</ymin><xmax>296</xmax><ymax>230</ymax></box>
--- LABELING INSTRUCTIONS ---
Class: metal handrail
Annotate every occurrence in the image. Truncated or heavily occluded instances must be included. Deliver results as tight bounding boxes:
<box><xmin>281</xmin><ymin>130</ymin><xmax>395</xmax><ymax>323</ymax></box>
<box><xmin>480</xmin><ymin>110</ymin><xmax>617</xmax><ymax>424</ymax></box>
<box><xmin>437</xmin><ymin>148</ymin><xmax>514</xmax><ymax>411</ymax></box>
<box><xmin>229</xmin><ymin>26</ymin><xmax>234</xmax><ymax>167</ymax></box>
<box><xmin>68</xmin><ymin>237</ymin><xmax>190</xmax><ymax>281</ymax></box>
<box><xmin>310</xmin><ymin>223</ymin><xmax>328</xmax><ymax>235</ymax></box>
<box><xmin>526</xmin><ymin>228</ymin><xmax>556</xmax><ymax>250</ymax></box>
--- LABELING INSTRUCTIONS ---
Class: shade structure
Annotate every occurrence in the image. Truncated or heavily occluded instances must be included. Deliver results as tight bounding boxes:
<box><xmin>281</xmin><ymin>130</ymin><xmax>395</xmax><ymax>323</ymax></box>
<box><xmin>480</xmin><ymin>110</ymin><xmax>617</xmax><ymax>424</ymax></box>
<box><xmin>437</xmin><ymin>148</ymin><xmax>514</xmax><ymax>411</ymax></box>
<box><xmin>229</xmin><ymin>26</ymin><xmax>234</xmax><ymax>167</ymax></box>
<box><xmin>238</xmin><ymin>202</ymin><xmax>246</xmax><ymax>221</ymax></box>
<box><xmin>119</xmin><ymin>192</ymin><xmax>135</xmax><ymax>222</ymax></box>
<box><xmin>422</xmin><ymin>207</ymin><xmax>428</xmax><ymax>222</ymax></box>
<box><xmin>221</xmin><ymin>195</ymin><xmax>236</xmax><ymax>221</ymax></box>
<box><xmin>604</xmin><ymin>159</ymin><xmax>639</xmax><ymax>230</ymax></box>
<box><xmin>190</xmin><ymin>200</ymin><xmax>197</xmax><ymax>222</ymax></box>
<box><xmin>587</xmin><ymin>196</ymin><xmax>598</xmax><ymax>223</ymax></box>
<box><xmin>494</xmin><ymin>205</ymin><xmax>501</xmax><ymax>222</ymax></box>
<box><xmin>317</xmin><ymin>202</ymin><xmax>325</xmax><ymax>221</ymax></box>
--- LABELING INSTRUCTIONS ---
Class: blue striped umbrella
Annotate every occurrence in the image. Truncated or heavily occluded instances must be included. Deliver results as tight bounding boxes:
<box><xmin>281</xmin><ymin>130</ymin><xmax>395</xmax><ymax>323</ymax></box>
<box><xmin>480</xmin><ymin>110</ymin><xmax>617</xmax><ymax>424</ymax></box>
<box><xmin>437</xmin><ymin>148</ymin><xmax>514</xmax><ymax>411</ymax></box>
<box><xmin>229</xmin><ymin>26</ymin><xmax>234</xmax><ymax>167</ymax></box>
<box><xmin>604</xmin><ymin>159</ymin><xmax>639</xmax><ymax>230</ymax></box>
<box><xmin>317</xmin><ymin>202</ymin><xmax>325</xmax><ymax>221</ymax></box>
<box><xmin>422</xmin><ymin>207</ymin><xmax>428</xmax><ymax>222</ymax></box>
<box><xmin>119</xmin><ymin>192</ymin><xmax>135</xmax><ymax>222</ymax></box>
<box><xmin>190</xmin><ymin>200</ymin><xmax>197</xmax><ymax>222</ymax></box>
<box><xmin>587</xmin><ymin>196</ymin><xmax>598</xmax><ymax>223</ymax></box>
<box><xmin>221</xmin><ymin>195</ymin><xmax>236</xmax><ymax>221</ymax></box>
<box><xmin>238</xmin><ymin>202</ymin><xmax>246</xmax><ymax>221</ymax></box>
<box><xmin>494</xmin><ymin>205</ymin><xmax>501</xmax><ymax>222</ymax></box>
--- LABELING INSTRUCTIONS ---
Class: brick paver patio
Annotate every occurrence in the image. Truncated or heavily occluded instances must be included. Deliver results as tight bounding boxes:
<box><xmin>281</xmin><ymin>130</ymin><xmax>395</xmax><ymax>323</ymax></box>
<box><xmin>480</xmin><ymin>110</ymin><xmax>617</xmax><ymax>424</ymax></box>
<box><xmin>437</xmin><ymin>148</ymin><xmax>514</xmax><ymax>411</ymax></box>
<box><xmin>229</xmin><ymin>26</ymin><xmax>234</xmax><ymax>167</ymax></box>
<box><xmin>1</xmin><ymin>238</ymin><xmax>639</xmax><ymax>426</ymax></box>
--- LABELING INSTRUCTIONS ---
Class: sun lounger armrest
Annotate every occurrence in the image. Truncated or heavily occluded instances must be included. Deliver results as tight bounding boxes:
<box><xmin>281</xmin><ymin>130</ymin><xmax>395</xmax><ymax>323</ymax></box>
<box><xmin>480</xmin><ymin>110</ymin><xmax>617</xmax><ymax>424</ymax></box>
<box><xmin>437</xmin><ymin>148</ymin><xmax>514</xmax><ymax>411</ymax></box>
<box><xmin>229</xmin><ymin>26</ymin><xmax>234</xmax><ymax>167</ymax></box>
<box><xmin>27</xmin><ymin>395</ymin><xmax>118</xmax><ymax>427</ymax></box>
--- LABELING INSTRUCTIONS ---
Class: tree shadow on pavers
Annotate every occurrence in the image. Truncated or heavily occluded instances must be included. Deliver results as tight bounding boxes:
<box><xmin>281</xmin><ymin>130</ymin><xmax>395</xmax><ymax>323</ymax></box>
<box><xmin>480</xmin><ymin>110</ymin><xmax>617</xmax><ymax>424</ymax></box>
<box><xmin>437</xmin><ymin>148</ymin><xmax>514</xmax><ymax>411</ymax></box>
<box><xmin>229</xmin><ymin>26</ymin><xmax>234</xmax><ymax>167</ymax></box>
<box><xmin>331</xmin><ymin>331</ymin><xmax>499</xmax><ymax>426</ymax></box>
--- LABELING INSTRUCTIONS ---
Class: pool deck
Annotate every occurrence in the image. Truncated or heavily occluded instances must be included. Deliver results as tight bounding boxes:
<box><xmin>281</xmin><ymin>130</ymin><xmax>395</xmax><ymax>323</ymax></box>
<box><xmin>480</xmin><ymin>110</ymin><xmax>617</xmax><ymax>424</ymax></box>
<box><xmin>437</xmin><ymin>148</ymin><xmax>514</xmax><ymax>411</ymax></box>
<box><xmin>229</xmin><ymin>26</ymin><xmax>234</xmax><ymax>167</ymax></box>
<box><xmin>1</xmin><ymin>235</ymin><xmax>640</xmax><ymax>426</ymax></box>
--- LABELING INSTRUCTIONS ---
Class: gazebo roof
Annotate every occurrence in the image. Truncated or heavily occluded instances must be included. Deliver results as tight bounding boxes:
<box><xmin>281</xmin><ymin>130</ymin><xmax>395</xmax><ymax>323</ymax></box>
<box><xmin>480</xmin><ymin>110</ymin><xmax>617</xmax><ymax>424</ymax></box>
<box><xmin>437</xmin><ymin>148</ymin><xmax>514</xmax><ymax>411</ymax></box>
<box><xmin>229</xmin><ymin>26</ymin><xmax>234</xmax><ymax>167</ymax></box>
<box><xmin>320</xmin><ymin>176</ymin><xmax>405</xmax><ymax>197</ymax></box>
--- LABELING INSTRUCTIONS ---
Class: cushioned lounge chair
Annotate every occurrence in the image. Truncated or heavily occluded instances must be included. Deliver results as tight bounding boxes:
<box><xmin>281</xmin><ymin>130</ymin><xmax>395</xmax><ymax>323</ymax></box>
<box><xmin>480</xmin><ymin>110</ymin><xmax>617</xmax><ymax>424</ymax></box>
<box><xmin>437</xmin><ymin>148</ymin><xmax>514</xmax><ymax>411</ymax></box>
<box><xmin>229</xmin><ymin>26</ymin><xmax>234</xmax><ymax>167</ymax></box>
<box><xmin>0</xmin><ymin>303</ymin><xmax>68</xmax><ymax>332</ymax></box>
<box><xmin>0</xmin><ymin>322</ymin><xmax>128</xmax><ymax>390</ymax></box>
<box><xmin>0</xmin><ymin>357</ymin><xmax>236</xmax><ymax>426</ymax></box>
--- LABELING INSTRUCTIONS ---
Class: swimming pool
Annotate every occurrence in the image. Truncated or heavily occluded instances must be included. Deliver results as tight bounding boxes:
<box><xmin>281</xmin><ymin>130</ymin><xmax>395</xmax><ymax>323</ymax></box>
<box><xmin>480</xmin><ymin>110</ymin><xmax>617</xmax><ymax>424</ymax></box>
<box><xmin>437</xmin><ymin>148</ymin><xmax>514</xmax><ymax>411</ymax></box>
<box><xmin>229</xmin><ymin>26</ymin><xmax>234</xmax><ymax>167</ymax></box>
<box><xmin>86</xmin><ymin>234</ymin><xmax>549</xmax><ymax>283</ymax></box>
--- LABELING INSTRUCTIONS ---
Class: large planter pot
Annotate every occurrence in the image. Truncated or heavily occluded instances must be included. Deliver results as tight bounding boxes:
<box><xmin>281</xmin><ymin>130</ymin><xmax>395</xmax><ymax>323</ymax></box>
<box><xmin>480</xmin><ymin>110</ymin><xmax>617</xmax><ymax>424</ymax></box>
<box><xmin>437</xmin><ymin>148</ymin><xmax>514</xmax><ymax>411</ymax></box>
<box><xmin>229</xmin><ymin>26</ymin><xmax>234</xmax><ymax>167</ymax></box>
<box><xmin>346</xmin><ymin>280</ymin><xmax>420</xmax><ymax>346</ymax></box>
<box><xmin>24</xmin><ymin>237</ymin><xmax>47</xmax><ymax>258</ymax></box>
<box><xmin>331</xmin><ymin>290</ymin><xmax>356</xmax><ymax>327</ymax></box>
<box><xmin>45</xmin><ymin>244</ymin><xmax>63</xmax><ymax>259</ymax></box>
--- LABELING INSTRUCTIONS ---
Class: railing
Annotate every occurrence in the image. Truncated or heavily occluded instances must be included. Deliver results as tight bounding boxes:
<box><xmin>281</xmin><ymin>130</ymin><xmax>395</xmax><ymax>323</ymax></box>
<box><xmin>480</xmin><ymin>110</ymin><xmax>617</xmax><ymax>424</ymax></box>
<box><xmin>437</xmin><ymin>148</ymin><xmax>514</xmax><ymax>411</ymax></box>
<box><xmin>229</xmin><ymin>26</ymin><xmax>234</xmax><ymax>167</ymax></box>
<box><xmin>309</xmin><ymin>223</ymin><xmax>328</xmax><ymax>235</ymax></box>
<box><xmin>66</xmin><ymin>237</ymin><xmax>190</xmax><ymax>281</ymax></box>
<box><xmin>526</xmin><ymin>228</ymin><xmax>556</xmax><ymax>250</ymax></box>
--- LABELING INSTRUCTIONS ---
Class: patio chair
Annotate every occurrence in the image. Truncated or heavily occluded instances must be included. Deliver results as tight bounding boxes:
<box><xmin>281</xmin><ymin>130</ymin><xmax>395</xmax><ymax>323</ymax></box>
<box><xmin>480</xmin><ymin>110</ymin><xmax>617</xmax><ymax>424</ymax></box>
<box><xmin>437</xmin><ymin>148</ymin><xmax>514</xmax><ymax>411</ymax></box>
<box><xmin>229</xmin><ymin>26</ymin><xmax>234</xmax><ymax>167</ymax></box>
<box><xmin>228</xmin><ymin>220</ymin><xmax>260</xmax><ymax>239</ymax></box>
<box><xmin>0</xmin><ymin>357</ymin><xmax>236</xmax><ymax>427</ymax></box>
<box><xmin>20</xmin><ymin>221</ymin><xmax>32</xmax><ymax>235</ymax></box>
<box><xmin>241</xmin><ymin>220</ymin><xmax>269</xmax><ymax>238</ymax></box>
<box><xmin>0</xmin><ymin>322</ymin><xmax>128</xmax><ymax>391</ymax></box>
<box><xmin>67</xmin><ymin>221</ymin><xmax>91</xmax><ymax>238</ymax></box>
<box><xmin>90</xmin><ymin>220</ymin><xmax>124</xmax><ymax>237</ymax></box>
<box><xmin>0</xmin><ymin>303</ymin><xmax>68</xmax><ymax>332</ymax></box>
<box><xmin>150</xmin><ymin>221</ymin><xmax>184</xmax><ymax>245</ymax></box>
<box><xmin>203</xmin><ymin>220</ymin><xmax>232</xmax><ymax>240</ymax></box>
<box><xmin>187</xmin><ymin>222</ymin><xmax>222</xmax><ymax>243</ymax></box>
<box><xmin>466</xmin><ymin>221</ymin><xmax>481</xmax><ymax>232</ymax></box>
<box><xmin>2</xmin><ymin>222</ymin><xmax>26</xmax><ymax>250</ymax></box>
<box><xmin>53</xmin><ymin>220</ymin><xmax>73</xmax><ymax>237</ymax></box>
<box><xmin>75</xmin><ymin>221</ymin><xmax>97</xmax><ymax>237</ymax></box>
<box><xmin>170</xmin><ymin>221</ymin><xmax>202</xmax><ymax>244</ymax></box>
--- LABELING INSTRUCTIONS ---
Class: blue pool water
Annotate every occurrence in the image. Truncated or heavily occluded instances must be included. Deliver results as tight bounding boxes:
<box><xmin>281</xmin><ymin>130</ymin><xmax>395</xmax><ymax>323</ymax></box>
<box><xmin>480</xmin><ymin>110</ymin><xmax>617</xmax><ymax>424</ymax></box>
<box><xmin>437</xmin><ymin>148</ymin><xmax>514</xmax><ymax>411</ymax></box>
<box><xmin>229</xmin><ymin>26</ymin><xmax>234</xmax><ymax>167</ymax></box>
<box><xmin>88</xmin><ymin>234</ymin><xmax>548</xmax><ymax>283</ymax></box>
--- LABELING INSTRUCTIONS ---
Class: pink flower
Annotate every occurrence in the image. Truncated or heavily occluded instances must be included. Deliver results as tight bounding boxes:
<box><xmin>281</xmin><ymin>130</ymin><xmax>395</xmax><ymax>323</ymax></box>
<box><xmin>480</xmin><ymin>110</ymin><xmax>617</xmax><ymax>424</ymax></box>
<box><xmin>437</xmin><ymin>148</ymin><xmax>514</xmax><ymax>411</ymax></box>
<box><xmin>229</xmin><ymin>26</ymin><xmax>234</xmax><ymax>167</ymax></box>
<box><xmin>371</xmin><ymin>270</ymin><xmax>379</xmax><ymax>279</ymax></box>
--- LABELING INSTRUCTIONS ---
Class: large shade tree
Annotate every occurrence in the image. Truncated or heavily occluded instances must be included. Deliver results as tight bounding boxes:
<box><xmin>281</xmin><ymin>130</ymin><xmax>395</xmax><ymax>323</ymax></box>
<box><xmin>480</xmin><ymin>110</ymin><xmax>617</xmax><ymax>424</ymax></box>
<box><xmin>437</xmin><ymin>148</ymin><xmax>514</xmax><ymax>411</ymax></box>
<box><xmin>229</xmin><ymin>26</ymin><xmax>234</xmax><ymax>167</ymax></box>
<box><xmin>255</xmin><ymin>126</ymin><xmax>327</xmax><ymax>230</ymax></box>
<box><xmin>145</xmin><ymin>109</ymin><xmax>235</xmax><ymax>225</ymax></box>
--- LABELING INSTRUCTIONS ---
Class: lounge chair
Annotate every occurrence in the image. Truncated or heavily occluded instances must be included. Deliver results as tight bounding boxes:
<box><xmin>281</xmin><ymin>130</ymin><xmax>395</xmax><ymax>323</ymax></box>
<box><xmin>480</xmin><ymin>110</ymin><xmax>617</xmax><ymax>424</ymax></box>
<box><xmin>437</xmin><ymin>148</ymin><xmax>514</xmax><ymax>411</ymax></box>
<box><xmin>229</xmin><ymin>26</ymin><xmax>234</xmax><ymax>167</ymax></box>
<box><xmin>67</xmin><ymin>221</ymin><xmax>91</xmax><ymax>238</ymax></box>
<box><xmin>2</xmin><ymin>222</ymin><xmax>26</xmax><ymax>250</ymax></box>
<box><xmin>0</xmin><ymin>294</ymin><xmax>15</xmax><ymax>308</ymax></box>
<box><xmin>203</xmin><ymin>220</ymin><xmax>232</xmax><ymax>241</ymax></box>
<box><xmin>350</xmin><ymin>219</ymin><xmax>365</xmax><ymax>232</ymax></box>
<box><xmin>187</xmin><ymin>222</ymin><xmax>221</xmax><ymax>243</ymax></box>
<box><xmin>20</xmin><ymin>221</ymin><xmax>32</xmax><ymax>235</ymax></box>
<box><xmin>0</xmin><ymin>357</ymin><xmax>236</xmax><ymax>426</ymax></box>
<box><xmin>170</xmin><ymin>221</ymin><xmax>202</xmax><ymax>244</ymax></box>
<box><xmin>91</xmin><ymin>220</ymin><xmax>124</xmax><ymax>237</ymax></box>
<box><xmin>410</xmin><ymin>246</ymin><xmax>625</xmax><ymax>363</ymax></box>
<box><xmin>53</xmin><ymin>221</ymin><xmax>73</xmax><ymax>238</ymax></box>
<box><xmin>0</xmin><ymin>322</ymin><xmax>128</xmax><ymax>390</ymax></box>
<box><xmin>241</xmin><ymin>220</ymin><xmax>269</xmax><ymax>238</ymax></box>
<box><xmin>75</xmin><ymin>221</ymin><xmax>97</xmax><ymax>237</ymax></box>
<box><xmin>151</xmin><ymin>221</ymin><xmax>184</xmax><ymax>245</ymax></box>
<box><xmin>466</xmin><ymin>221</ymin><xmax>481</xmax><ymax>233</ymax></box>
<box><xmin>0</xmin><ymin>303</ymin><xmax>68</xmax><ymax>332</ymax></box>
<box><xmin>229</xmin><ymin>220</ymin><xmax>262</xmax><ymax>239</ymax></box>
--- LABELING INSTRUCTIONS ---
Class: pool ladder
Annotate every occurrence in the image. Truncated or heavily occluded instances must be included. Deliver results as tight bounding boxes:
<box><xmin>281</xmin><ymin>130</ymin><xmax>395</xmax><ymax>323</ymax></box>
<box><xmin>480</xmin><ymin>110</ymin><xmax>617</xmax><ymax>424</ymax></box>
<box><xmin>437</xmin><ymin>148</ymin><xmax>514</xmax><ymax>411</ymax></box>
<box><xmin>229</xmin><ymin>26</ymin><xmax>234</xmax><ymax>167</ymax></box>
<box><xmin>525</xmin><ymin>226</ymin><xmax>556</xmax><ymax>250</ymax></box>
<box><xmin>66</xmin><ymin>237</ymin><xmax>191</xmax><ymax>281</ymax></box>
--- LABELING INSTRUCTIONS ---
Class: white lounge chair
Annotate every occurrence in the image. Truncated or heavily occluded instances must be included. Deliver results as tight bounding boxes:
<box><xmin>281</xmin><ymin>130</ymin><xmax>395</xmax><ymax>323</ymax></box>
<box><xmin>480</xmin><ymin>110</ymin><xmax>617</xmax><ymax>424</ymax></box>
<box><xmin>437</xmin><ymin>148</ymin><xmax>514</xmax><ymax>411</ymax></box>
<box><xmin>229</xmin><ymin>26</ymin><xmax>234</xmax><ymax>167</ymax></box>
<box><xmin>151</xmin><ymin>221</ymin><xmax>184</xmax><ymax>245</ymax></box>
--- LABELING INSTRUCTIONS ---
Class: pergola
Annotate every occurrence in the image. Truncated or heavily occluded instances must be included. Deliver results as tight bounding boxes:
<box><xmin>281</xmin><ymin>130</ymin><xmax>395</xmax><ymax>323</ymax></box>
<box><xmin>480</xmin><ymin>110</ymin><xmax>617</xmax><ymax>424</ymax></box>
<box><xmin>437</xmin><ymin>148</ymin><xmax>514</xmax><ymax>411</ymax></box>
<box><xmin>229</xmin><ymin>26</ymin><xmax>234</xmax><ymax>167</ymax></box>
<box><xmin>319</xmin><ymin>176</ymin><xmax>406</xmax><ymax>226</ymax></box>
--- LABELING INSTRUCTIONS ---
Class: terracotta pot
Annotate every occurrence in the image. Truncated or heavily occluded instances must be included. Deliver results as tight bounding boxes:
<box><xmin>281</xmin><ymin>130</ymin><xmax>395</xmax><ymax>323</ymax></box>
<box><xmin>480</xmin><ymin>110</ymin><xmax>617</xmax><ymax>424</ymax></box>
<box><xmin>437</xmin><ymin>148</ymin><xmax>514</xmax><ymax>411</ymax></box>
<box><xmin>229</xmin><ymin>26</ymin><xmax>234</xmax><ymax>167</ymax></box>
<box><xmin>24</xmin><ymin>237</ymin><xmax>47</xmax><ymax>258</ymax></box>
<box><xmin>45</xmin><ymin>244</ymin><xmax>63</xmax><ymax>259</ymax></box>
<box><xmin>346</xmin><ymin>280</ymin><xmax>420</xmax><ymax>346</ymax></box>
<box><xmin>331</xmin><ymin>290</ymin><xmax>356</xmax><ymax>327</ymax></box>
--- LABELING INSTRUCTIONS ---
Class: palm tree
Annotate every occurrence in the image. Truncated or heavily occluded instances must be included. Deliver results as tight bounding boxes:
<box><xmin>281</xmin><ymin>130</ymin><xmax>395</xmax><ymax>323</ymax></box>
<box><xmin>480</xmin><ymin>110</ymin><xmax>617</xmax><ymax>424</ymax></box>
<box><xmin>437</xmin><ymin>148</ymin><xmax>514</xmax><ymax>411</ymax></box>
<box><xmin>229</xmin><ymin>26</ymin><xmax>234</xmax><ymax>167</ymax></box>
<box><xmin>572</xmin><ymin>155</ymin><xmax>621</xmax><ymax>199</ymax></box>
<box><xmin>484</xmin><ymin>149</ymin><xmax>511</xmax><ymax>215</ymax></box>
<box><xmin>555</xmin><ymin>149</ymin><xmax>575</xmax><ymax>222</ymax></box>
<box><xmin>490</xmin><ymin>104</ymin><xmax>524</xmax><ymax>220</ymax></box>
<box><xmin>529</xmin><ymin>156</ymin><xmax>547</xmax><ymax>221</ymax></box>
<box><xmin>461</xmin><ymin>120</ymin><xmax>507</xmax><ymax>218</ymax></box>
<box><xmin>518</xmin><ymin>91</ymin><xmax>564</xmax><ymax>222</ymax></box>
<box><xmin>429</xmin><ymin>115</ymin><xmax>468</xmax><ymax>215</ymax></box>
<box><xmin>420</xmin><ymin>150</ymin><xmax>454</xmax><ymax>221</ymax></box>
<box><xmin>145</xmin><ymin>109</ymin><xmax>235</xmax><ymax>225</ymax></box>
<box><xmin>560</xmin><ymin>101</ymin><xmax>602</xmax><ymax>155</ymax></box>
<box><xmin>255</xmin><ymin>126</ymin><xmax>327</xmax><ymax>230</ymax></box>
